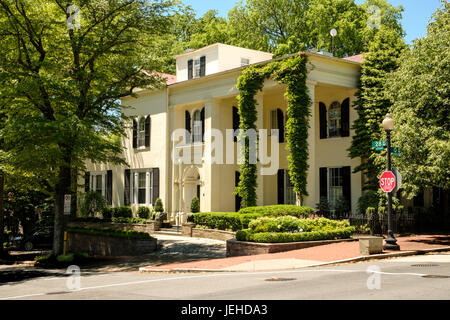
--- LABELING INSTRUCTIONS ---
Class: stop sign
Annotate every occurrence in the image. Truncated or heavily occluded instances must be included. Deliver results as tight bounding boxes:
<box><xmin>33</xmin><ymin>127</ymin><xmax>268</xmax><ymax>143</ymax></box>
<box><xmin>380</xmin><ymin>171</ymin><xmax>396</xmax><ymax>193</ymax></box>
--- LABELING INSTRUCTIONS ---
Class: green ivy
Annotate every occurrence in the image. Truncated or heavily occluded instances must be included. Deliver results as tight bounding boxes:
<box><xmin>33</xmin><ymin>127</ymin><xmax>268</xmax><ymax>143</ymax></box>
<box><xmin>235</xmin><ymin>54</ymin><xmax>310</xmax><ymax>207</ymax></box>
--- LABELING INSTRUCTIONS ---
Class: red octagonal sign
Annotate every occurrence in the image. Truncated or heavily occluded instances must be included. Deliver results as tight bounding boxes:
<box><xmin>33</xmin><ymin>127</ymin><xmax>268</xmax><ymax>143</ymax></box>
<box><xmin>380</xmin><ymin>171</ymin><xmax>396</xmax><ymax>193</ymax></box>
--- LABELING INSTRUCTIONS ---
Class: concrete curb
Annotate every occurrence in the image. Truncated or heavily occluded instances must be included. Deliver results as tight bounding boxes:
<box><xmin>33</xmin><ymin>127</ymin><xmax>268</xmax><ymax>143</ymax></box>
<box><xmin>139</xmin><ymin>246</ymin><xmax>450</xmax><ymax>273</ymax></box>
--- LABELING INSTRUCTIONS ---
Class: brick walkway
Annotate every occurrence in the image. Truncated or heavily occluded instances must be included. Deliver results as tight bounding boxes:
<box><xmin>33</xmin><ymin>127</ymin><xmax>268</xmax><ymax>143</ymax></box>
<box><xmin>142</xmin><ymin>234</ymin><xmax>450</xmax><ymax>271</ymax></box>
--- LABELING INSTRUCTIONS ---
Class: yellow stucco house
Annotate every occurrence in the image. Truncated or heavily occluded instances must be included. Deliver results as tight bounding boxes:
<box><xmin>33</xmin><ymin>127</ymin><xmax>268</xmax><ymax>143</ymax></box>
<box><xmin>83</xmin><ymin>43</ymin><xmax>365</xmax><ymax>223</ymax></box>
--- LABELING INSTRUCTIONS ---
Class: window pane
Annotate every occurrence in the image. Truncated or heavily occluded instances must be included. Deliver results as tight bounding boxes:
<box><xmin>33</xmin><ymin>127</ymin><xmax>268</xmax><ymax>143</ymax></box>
<box><xmin>194</xmin><ymin>59</ymin><xmax>201</xmax><ymax>78</ymax></box>
<box><xmin>193</xmin><ymin>110</ymin><xmax>202</xmax><ymax>142</ymax></box>
<box><xmin>138</xmin><ymin>118</ymin><xmax>146</xmax><ymax>147</ymax></box>
<box><xmin>95</xmin><ymin>175</ymin><xmax>102</xmax><ymax>193</ymax></box>
<box><xmin>329</xmin><ymin>168</ymin><xmax>343</xmax><ymax>210</ymax></box>
<box><xmin>328</xmin><ymin>101</ymin><xmax>341</xmax><ymax>137</ymax></box>
<box><xmin>138</xmin><ymin>189</ymin><xmax>146</xmax><ymax>204</ymax></box>
<box><xmin>139</xmin><ymin>173</ymin><xmax>146</xmax><ymax>188</ymax></box>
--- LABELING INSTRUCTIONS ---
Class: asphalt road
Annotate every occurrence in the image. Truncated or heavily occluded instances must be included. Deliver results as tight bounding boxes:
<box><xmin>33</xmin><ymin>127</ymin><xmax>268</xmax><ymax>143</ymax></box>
<box><xmin>0</xmin><ymin>254</ymin><xmax>449</xmax><ymax>300</ymax></box>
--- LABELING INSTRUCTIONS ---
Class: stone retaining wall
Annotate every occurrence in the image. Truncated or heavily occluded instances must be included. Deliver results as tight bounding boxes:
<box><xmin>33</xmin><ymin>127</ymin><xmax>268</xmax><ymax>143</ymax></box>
<box><xmin>67</xmin><ymin>232</ymin><xmax>157</xmax><ymax>256</ymax></box>
<box><xmin>181</xmin><ymin>223</ymin><xmax>235</xmax><ymax>241</ymax></box>
<box><xmin>67</xmin><ymin>221</ymin><xmax>160</xmax><ymax>234</ymax></box>
<box><xmin>226</xmin><ymin>238</ymin><xmax>357</xmax><ymax>257</ymax></box>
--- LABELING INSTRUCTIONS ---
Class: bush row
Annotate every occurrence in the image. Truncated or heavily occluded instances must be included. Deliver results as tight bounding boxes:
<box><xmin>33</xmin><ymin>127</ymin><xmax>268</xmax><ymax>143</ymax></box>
<box><xmin>238</xmin><ymin>205</ymin><xmax>315</xmax><ymax>218</ymax></box>
<box><xmin>236</xmin><ymin>226</ymin><xmax>356</xmax><ymax>243</ymax></box>
<box><xmin>192</xmin><ymin>205</ymin><xmax>317</xmax><ymax>231</ymax></box>
<box><xmin>248</xmin><ymin>216</ymin><xmax>351</xmax><ymax>233</ymax></box>
<box><xmin>193</xmin><ymin>212</ymin><xmax>267</xmax><ymax>231</ymax></box>
<box><xmin>102</xmin><ymin>206</ymin><xmax>132</xmax><ymax>219</ymax></box>
<box><xmin>67</xmin><ymin>226</ymin><xmax>152</xmax><ymax>240</ymax></box>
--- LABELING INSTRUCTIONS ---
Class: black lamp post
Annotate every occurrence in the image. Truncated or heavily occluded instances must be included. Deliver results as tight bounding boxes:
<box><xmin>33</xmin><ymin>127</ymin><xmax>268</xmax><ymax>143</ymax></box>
<box><xmin>382</xmin><ymin>114</ymin><xmax>400</xmax><ymax>250</ymax></box>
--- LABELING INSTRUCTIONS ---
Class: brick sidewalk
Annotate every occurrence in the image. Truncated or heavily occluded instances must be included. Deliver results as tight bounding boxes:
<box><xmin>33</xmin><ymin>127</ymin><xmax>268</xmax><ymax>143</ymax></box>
<box><xmin>142</xmin><ymin>234</ymin><xmax>450</xmax><ymax>271</ymax></box>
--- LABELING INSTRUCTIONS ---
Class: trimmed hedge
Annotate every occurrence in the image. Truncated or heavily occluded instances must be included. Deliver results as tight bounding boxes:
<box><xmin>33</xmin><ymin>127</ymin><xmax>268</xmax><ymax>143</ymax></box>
<box><xmin>193</xmin><ymin>212</ymin><xmax>268</xmax><ymax>231</ymax></box>
<box><xmin>137</xmin><ymin>207</ymin><xmax>151</xmax><ymax>219</ymax></box>
<box><xmin>67</xmin><ymin>226</ymin><xmax>152</xmax><ymax>240</ymax></box>
<box><xmin>236</xmin><ymin>226</ymin><xmax>356</xmax><ymax>243</ymax></box>
<box><xmin>238</xmin><ymin>205</ymin><xmax>315</xmax><ymax>218</ymax></box>
<box><xmin>248</xmin><ymin>216</ymin><xmax>351</xmax><ymax>233</ymax></box>
<box><xmin>112</xmin><ymin>207</ymin><xmax>133</xmax><ymax>218</ymax></box>
<box><xmin>193</xmin><ymin>212</ymin><xmax>242</xmax><ymax>231</ymax></box>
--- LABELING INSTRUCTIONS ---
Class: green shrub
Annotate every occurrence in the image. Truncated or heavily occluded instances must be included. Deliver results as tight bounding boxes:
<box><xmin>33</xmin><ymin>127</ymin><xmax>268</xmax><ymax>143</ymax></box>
<box><xmin>248</xmin><ymin>216</ymin><xmax>351</xmax><ymax>234</ymax></box>
<box><xmin>67</xmin><ymin>226</ymin><xmax>152</xmax><ymax>240</ymax></box>
<box><xmin>190</xmin><ymin>197</ymin><xmax>200</xmax><ymax>213</ymax></box>
<box><xmin>238</xmin><ymin>205</ymin><xmax>315</xmax><ymax>218</ymax></box>
<box><xmin>154</xmin><ymin>198</ymin><xmax>164</xmax><ymax>213</ymax></box>
<box><xmin>78</xmin><ymin>191</ymin><xmax>107</xmax><ymax>218</ymax></box>
<box><xmin>236</xmin><ymin>227</ymin><xmax>355</xmax><ymax>243</ymax></box>
<box><xmin>193</xmin><ymin>212</ymin><xmax>243</xmax><ymax>231</ymax></box>
<box><xmin>137</xmin><ymin>207</ymin><xmax>150</xmax><ymax>219</ymax></box>
<box><xmin>357</xmin><ymin>191</ymin><xmax>380</xmax><ymax>215</ymax></box>
<box><xmin>57</xmin><ymin>253</ymin><xmax>74</xmax><ymax>263</ymax></box>
<box><xmin>102</xmin><ymin>207</ymin><xmax>113</xmax><ymax>220</ymax></box>
<box><xmin>112</xmin><ymin>206</ymin><xmax>132</xmax><ymax>218</ymax></box>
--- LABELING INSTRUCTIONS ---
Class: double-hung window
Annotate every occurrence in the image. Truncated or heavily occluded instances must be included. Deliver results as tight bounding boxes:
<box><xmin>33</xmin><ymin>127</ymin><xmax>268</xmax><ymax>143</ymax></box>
<box><xmin>194</xmin><ymin>59</ymin><xmax>201</xmax><ymax>78</ymax></box>
<box><xmin>328</xmin><ymin>168</ymin><xmax>344</xmax><ymax>210</ymax></box>
<box><xmin>284</xmin><ymin>171</ymin><xmax>296</xmax><ymax>205</ymax></box>
<box><xmin>131</xmin><ymin>170</ymin><xmax>154</xmax><ymax>205</ymax></box>
<box><xmin>138</xmin><ymin>118</ymin><xmax>146</xmax><ymax>148</ymax></box>
<box><xmin>192</xmin><ymin>110</ymin><xmax>202</xmax><ymax>143</ymax></box>
<box><xmin>328</xmin><ymin>101</ymin><xmax>341</xmax><ymax>138</ymax></box>
<box><xmin>90</xmin><ymin>172</ymin><xmax>105</xmax><ymax>197</ymax></box>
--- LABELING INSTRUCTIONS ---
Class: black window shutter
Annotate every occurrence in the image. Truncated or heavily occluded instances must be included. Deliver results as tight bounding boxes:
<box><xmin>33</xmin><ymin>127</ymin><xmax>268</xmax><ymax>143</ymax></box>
<box><xmin>200</xmin><ymin>56</ymin><xmax>206</xmax><ymax>77</ymax></box>
<box><xmin>233</xmin><ymin>107</ymin><xmax>240</xmax><ymax>142</ymax></box>
<box><xmin>84</xmin><ymin>172</ymin><xmax>90</xmax><ymax>192</ymax></box>
<box><xmin>106</xmin><ymin>170</ymin><xmax>113</xmax><ymax>206</ymax></box>
<box><xmin>277</xmin><ymin>169</ymin><xmax>285</xmax><ymax>204</ymax></box>
<box><xmin>124</xmin><ymin>169</ymin><xmax>131</xmax><ymax>206</ymax></box>
<box><xmin>320</xmin><ymin>167</ymin><xmax>328</xmax><ymax>199</ymax></box>
<box><xmin>235</xmin><ymin>171</ymin><xmax>242</xmax><ymax>211</ymax></box>
<box><xmin>145</xmin><ymin>115</ymin><xmax>151</xmax><ymax>148</ymax></box>
<box><xmin>152</xmin><ymin>168</ymin><xmax>160</xmax><ymax>206</ymax></box>
<box><xmin>200</xmin><ymin>107</ymin><xmax>205</xmax><ymax>142</ymax></box>
<box><xmin>188</xmin><ymin>59</ymin><xmax>193</xmax><ymax>79</ymax></box>
<box><xmin>185</xmin><ymin>110</ymin><xmax>191</xmax><ymax>143</ymax></box>
<box><xmin>132</xmin><ymin>119</ymin><xmax>137</xmax><ymax>148</ymax></box>
<box><xmin>319</xmin><ymin>102</ymin><xmax>327</xmax><ymax>139</ymax></box>
<box><xmin>341</xmin><ymin>98</ymin><xmax>350</xmax><ymax>137</ymax></box>
<box><xmin>342</xmin><ymin>166</ymin><xmax>351</xmax><ymax>211</ymax></box>
<box><xmin>277</xmin><ymin>108</ymin><xmax>285</xmax><ymax>143</ymax></box>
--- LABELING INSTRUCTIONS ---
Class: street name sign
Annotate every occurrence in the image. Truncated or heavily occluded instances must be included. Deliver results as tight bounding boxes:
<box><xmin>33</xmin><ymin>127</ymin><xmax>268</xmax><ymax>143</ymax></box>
<box><xmin>380</xmin><ymin>171</ymin><xmax>396</xmax><ymax>193</ymax></box>
<box><xmin>372</xmin><ymin>141</ymin><xmax>387</xmax><ymax>151</ymax></box>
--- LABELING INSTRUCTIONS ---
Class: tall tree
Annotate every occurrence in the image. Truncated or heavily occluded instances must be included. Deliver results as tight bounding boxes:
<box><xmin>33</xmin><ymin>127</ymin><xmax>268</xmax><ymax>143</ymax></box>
<box><xmin>349</xmin><ymin>27</ymin><xmax>406</xmax><ymax>191</ymax></box>
<box><xmin>0</xmin><ymin>0</ymin><xmax>173</xmax><ymax>255</ymax></box>
<box><xmin>377</xmin><ymin>1</ymin><xmax>449</xmax><ymax>197</ymax></box>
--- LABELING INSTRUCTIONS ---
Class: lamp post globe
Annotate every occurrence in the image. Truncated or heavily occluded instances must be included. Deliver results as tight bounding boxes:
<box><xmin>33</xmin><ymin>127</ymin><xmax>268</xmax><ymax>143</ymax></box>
<box><xmin>382</xmin><ymin>113</ymin><xmax>394</xmax><ymax>132</ymax></box>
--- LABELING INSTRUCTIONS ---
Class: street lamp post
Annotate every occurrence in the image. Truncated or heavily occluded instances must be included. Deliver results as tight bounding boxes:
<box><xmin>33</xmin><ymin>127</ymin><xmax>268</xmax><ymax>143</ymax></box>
<box><xmin>382</xmin><ymin>114</ymin><xmax>400</xmax><ymax>250</ymax></box>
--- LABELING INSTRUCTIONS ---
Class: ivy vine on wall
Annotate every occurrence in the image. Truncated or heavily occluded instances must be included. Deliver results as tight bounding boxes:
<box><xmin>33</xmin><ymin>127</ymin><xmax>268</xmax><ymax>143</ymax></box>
<box><xmin>235</xmin><ymin>54</ymin><xmax>311</xmax><ymax>207</ymax></box>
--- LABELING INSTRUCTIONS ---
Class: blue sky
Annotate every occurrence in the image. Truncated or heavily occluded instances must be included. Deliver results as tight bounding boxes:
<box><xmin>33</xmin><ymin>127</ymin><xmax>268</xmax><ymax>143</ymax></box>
<box><xmin>181</xmin><ymin>0</ymin><xmax>443</xmax><ymax>44</ymax></box>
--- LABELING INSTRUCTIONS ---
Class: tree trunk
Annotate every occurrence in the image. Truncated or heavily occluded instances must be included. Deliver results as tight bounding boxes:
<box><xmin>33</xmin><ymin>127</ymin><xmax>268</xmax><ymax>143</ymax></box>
<box><xmin>0</xmin><ymin>170</ymin><xmax>5</xmax><ymax>258</ymax></box>
<box><xmin>52</xmin><ymin>157</ymin><xmax>72</xmax><ymax>256</ymax></box>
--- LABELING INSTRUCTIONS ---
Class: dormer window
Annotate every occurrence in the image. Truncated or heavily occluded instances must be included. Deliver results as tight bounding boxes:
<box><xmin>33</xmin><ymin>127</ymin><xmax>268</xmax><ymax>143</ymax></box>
<box><xmin>188</xmin><ymin>56</ymin><xmax>206</xmax><ymax>79</ymax></box>
<box><xmin>241</xmin><ymin>58</ymin><xmax>250</xmax><ymax>66</ymax></box>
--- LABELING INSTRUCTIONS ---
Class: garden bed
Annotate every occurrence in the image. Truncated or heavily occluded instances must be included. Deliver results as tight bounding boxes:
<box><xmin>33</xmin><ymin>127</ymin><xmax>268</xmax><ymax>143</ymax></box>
<box><xmin>67</xmin><ymin>220</ymin><xmax>160</xmax><ymax>234</ymax></box>
<box><xmin>226</xmin><ymin>238</ymin><xmax>357</xmax><ymax>257</ymax></box>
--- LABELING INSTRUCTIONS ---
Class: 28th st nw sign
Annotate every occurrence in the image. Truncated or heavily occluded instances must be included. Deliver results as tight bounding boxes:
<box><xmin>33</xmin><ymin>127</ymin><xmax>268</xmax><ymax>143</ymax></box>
<box><xmin>380</xmin><ymin>171</ymin><xmax>396</xmax><ymax>193</ymax></box>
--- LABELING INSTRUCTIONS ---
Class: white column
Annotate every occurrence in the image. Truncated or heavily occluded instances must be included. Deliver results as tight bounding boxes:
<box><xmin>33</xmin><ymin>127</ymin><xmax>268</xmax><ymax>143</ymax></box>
<box><xmin>303</xmin><ymin>82</ymin><xmax>317</xmax><ymax>208</ymax></box>
<box><xmin>204</xmin><ymin>99</ymin><xmax>220</xmax><ymax>212</ymax></box>
<box><xmin>255</xmin><ymin>93</ymin><xmax>264</xmax><ymax>206</ymax></box>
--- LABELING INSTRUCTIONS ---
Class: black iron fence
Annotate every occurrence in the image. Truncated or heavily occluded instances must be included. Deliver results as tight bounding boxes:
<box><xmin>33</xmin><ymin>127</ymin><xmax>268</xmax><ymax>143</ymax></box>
<box><xmin>321</xmin><ymin>207</ymin><xmax>449</xmax><ymax>234</ymax></box>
